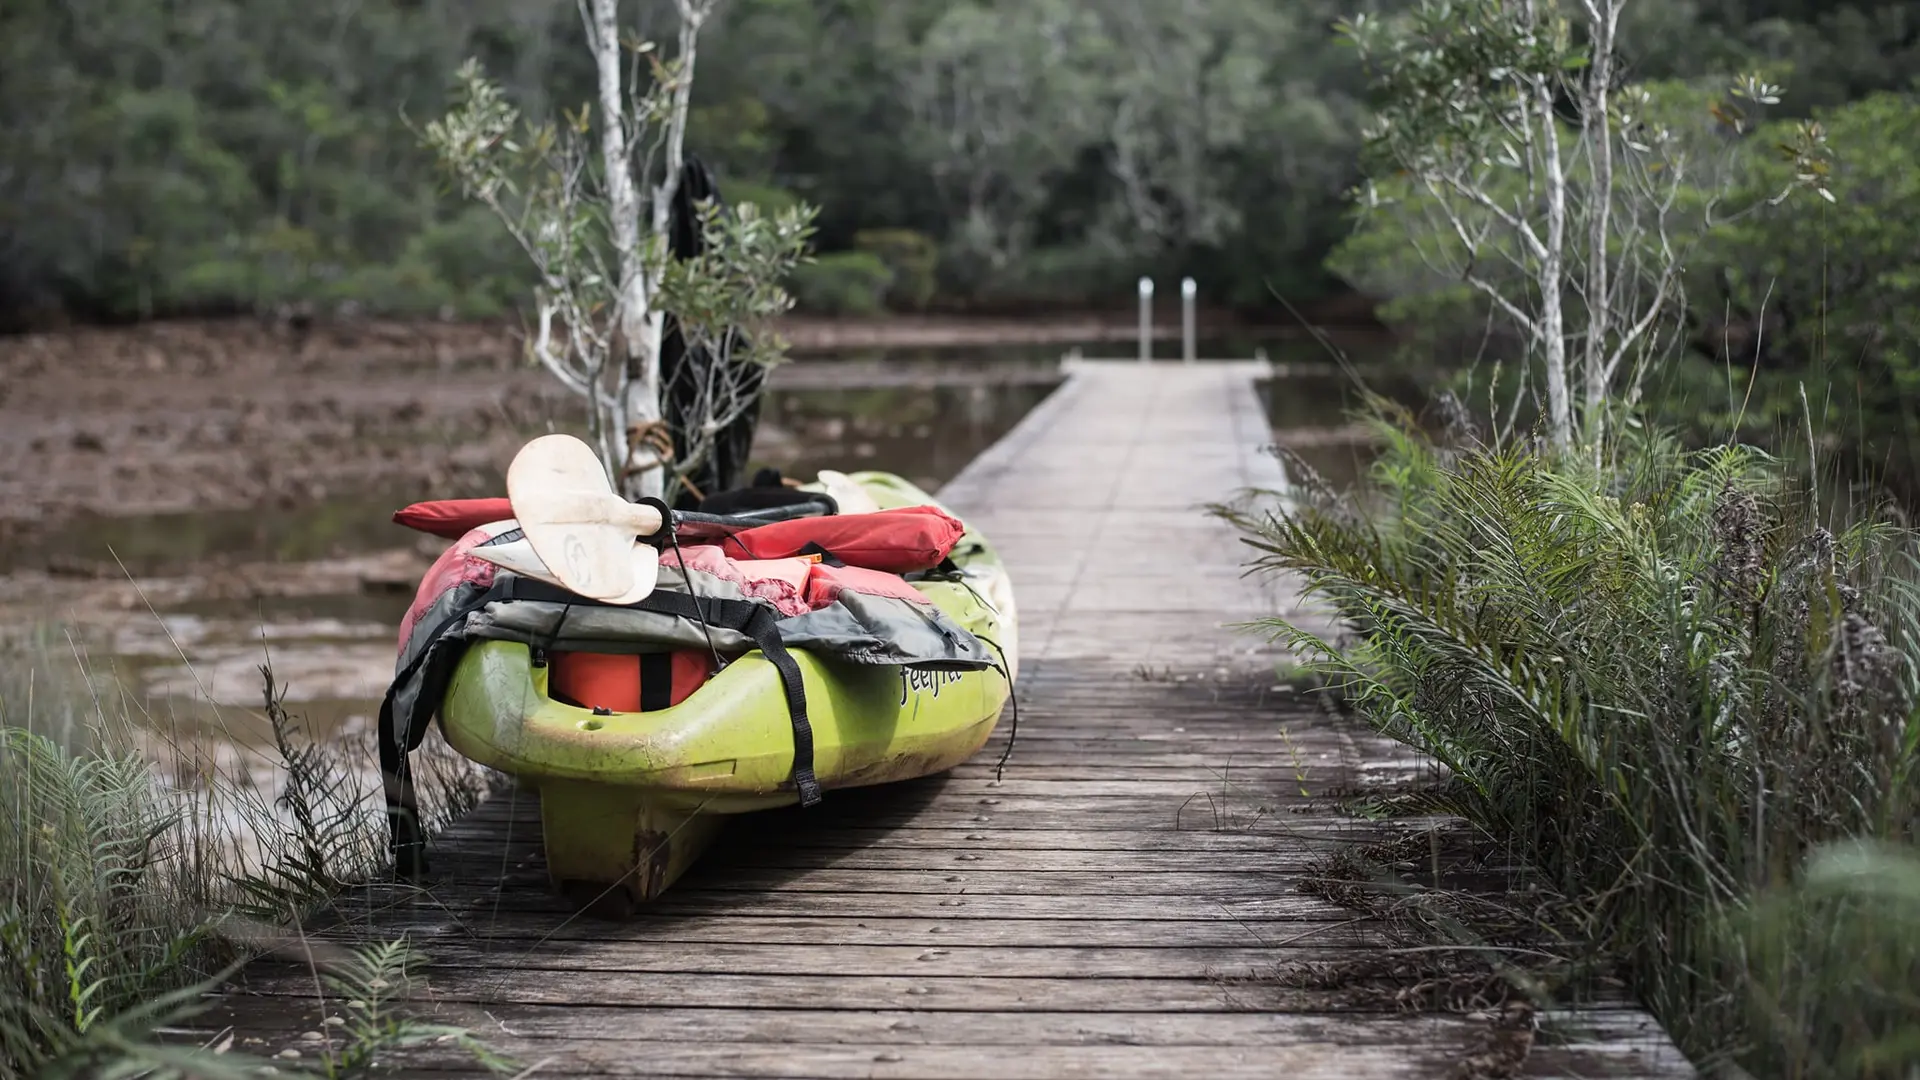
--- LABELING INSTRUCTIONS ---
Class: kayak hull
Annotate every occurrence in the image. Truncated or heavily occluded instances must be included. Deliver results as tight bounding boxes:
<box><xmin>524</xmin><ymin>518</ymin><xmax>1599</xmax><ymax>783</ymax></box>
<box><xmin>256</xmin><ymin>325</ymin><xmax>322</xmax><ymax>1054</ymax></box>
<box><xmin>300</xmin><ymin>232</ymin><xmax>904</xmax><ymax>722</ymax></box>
<box><xmin>436</xmin><ymin>472</ymin><xmax>1015</xmax><ymax>911</ymax></box>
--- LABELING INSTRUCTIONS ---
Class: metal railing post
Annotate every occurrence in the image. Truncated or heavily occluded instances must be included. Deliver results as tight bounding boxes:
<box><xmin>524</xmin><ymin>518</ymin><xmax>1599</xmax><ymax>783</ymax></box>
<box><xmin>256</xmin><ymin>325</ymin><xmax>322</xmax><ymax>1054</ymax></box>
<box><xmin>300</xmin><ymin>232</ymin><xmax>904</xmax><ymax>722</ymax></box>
<box><xmin>1137</xmin><ymin>277</ymin><xmax>1154</xmax><ymax>363</ymax></box>
<box><xmin>1180</xmin><ymin>277</ymin><xmax>1196</xmax><ymax>364</ymax></box>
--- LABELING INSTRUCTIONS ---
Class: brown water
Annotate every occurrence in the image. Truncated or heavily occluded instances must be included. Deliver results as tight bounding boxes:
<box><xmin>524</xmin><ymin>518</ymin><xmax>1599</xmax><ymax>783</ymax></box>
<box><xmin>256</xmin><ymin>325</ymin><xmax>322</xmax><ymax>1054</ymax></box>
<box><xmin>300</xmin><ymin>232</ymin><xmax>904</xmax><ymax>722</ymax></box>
<box><xmin>24</xmin><ymin>342</ymin><xmax>1407</xmax><ymax>746</ymax></box>
<box><xmin>1259</xmin><ymin>364</ymin><xmax>1431</xmax><ymax>492</ymax></box>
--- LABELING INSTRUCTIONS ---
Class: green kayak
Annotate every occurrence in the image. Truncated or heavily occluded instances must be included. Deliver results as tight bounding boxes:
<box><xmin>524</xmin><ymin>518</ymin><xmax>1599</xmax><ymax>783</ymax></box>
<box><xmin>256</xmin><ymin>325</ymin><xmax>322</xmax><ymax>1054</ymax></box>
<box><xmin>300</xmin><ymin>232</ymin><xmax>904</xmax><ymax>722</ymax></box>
<box><xmin>435</xmin><ymin>471</ymin><xmax>1016</xmax><ymax>914</ymax></box>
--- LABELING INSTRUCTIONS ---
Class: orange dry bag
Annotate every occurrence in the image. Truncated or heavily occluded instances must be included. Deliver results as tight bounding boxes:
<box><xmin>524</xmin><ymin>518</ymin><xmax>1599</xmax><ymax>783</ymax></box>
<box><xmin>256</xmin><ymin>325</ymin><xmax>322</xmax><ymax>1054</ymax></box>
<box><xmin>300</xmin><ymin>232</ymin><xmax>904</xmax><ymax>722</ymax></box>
<box><xmin>548</xmin><ymin>651</ymin><xmax>714</xmax><ymax>713</ymax></box>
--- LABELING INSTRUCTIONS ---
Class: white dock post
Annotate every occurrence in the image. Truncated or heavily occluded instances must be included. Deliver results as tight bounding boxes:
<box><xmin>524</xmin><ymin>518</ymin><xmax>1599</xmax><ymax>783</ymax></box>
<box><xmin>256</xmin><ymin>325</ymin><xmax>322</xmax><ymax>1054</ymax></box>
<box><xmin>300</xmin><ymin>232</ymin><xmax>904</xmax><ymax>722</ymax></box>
<box><xmin>1180</xmin><ymin>277</ymin><xmax>1197</xmax><ymax>364</ymax></box>
<box><xmin>1137</xmin><ymin>277</ymin><xmax>1154</xmax><ymax>363</ymax></box>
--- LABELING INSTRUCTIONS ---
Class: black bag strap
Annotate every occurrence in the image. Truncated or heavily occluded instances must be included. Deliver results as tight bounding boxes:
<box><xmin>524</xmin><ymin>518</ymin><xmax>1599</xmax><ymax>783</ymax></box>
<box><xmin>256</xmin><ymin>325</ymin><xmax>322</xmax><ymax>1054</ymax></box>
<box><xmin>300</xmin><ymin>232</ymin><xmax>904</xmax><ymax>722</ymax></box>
<box><xmin>379</xmin><ymin>695</ymin><xmax>424</xmax><ymax>879</ymax></box>
<box><xmin>381</xmin><ymin>577</ymin><xmax>821</xmax><ymax>879</ymax></box>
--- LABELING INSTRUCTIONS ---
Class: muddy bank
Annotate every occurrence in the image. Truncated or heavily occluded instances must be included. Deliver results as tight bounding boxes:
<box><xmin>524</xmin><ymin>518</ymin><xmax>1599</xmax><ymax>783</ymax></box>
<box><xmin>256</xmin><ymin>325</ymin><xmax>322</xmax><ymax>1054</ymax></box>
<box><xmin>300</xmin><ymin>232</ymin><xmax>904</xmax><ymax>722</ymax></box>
<box><xmin>0</xmin><ymin>319</ymin><xmax>555</xmax><ymax>533</ymax></box>
<box><xmin>0</xmin><ymin>314</ymin><xmax>1135</xmax><ymax>534</ymax></box>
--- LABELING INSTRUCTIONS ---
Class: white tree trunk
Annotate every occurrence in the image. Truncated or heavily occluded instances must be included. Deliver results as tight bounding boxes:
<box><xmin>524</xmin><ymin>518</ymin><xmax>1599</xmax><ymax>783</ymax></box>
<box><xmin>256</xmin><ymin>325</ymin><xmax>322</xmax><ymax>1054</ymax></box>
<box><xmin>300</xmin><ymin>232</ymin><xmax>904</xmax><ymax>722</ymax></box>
<box><xmin>585</xmin><ymin>0</ymin><xmax>662</xmax><ymax>497</ymax></box>
<box><xmin>620</xmin><ymin>341</ymin><xmax>664</xmax><ymax>499</ymax></box>
<box><xmin>620</xmin><ymin>0</ymin><xmax>713</xmax><ymax>501</ymax></box>
<box><xmin>1533</xmin><ymin>71</ymin><xmax>1572</xmax><ymax>450</ymax></box>
<box><xmin>1580</xmin><ymin>0</ymin><xmax>1619</xmax><ymax>418</ymax></box>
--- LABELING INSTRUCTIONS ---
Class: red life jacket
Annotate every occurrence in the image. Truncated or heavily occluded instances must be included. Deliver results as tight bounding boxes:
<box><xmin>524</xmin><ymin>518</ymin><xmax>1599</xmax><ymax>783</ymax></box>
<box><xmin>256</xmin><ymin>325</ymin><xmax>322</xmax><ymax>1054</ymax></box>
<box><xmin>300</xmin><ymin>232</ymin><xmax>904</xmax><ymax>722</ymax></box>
<box><xmin>391</xmin><ymin>498</ymin><xmax>965</xmax><ymax>573</ymax></box>
<box><xmin>683</xmin><ymin>506</ymin><xmax>965</xmax><ymax>573</ymax></box>
<box><xmin>391</xmin><ymin>497</ymin><xmax>513</xmax><ymax>540</ymax></box>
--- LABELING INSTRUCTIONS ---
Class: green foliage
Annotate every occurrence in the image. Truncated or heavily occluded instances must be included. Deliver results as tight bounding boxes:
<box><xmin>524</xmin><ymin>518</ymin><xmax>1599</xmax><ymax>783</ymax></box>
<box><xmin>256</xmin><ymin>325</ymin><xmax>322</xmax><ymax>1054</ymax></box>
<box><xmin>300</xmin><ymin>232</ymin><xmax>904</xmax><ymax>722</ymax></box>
<box><xmin>1229</xmin><ymin>406</ymin><xmax>1920</xmax><ymax>1076</ymax></box>
<box><xmin>0</xmin><ymin>0</ymin><xmax>573</xmax><ymax>326</ymax></box>
<box><xmin>1683</xmin><ymin>93</ymin><xmax>1920</xmax><ymax>489</ymax></box>
<box><xmin>789</xmin><ymin>251</ymin><xmax>894</xmax><ymax>317</ymax></box>
<box><xmin>657</xmin><ymin>199</ymin><xmax>817</xmax><ymax>367</ymax></box>
<box><xmin>1329</xmin><ymin>73</ymin><xmax>1780</xmax><ymax>366</ymax></box>
<box><xmin>1337</xmin><ymin>0</ymin><xmax>1583</xmax><ymax>178</ymax></box>
<box><xmin>962</xmin><ymin>243</ymin><xmax>1139</xmax><ymax>310</ymax></box>
<box><xmin>422</xmin><ymin>52</ymin><xmax>817</xmax><ymax>494</ymax></box>
<box><xmin>2</xmin><ymin>0</ymin><xmax>1914</xmax><ymax>324</ymax></box>
<box><xmin>1737</xmin><ymin>841</ymin><xmax>1920</xmax><ymax>1074</ymax></box>
<box><xmin>1659</xmin><ymin>2</ymin><xmax>1920</xmax><ymax>113</ymax></box>
<box><xmin>854</xmin><ymin>229</ymin><xmax>939</xmax><ymax>312</ymax></box>
<box><xmin>1330</xmin><ymin>0</ymin><xmax>1840</xmax><ymax>451</ymax></box>
<box><xmin>0</xmin><ymin>0</ymin><xmax>1380</xmax><ymax>324</ymax></box>
<box><xmin>0</xmin><ymin>726</ymin><xmax>226</xmax><ymax>1077</ymax></box>
<box><xmin>687</xmin><ymin>96</ymin><xmax>778</xmax><ymax>181</ymax></box>
<box><xmin>718</xmin><ymin>179</ymin><xmax>804</xmax><ymax>219</ymax></box>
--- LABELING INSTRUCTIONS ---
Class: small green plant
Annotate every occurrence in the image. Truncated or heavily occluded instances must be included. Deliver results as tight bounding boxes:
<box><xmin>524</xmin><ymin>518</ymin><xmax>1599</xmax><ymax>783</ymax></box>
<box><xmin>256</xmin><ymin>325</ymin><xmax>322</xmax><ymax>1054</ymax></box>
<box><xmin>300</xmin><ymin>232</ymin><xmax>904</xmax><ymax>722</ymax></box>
<box><xmin>423</xmin><ymin>30</ymin><xmax>817</xmax><ymax>500</ymax></box>
<box><xmin>309</xmin><ymin>940</ymin><xmax>514</xmax><ymax>1077</ymax></box>
<box><xmin>1278</xmin><ymin>725</ymin><xmax>1311</xmax><ymax>798</ymax></box>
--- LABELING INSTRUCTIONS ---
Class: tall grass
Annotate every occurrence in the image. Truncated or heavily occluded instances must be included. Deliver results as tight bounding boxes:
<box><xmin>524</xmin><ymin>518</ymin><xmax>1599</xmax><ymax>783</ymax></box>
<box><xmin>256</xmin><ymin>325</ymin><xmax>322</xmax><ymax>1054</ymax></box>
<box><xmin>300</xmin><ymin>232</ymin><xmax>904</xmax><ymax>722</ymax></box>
<box><xmin>1229</xmin><ymin>403</ymin><xmax>1920</xmax><ymax>1078</ymax></box>
<box><xmin>0</xmin><ymin>627</ymin><xmax>501</xmax><ymax>1077</ymax></box>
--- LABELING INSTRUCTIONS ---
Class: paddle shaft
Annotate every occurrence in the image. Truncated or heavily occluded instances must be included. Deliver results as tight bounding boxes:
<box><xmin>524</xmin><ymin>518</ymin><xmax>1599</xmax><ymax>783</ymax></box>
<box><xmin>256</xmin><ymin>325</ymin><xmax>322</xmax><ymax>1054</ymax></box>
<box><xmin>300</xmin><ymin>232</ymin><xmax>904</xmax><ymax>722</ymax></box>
<box><xmin>671</xmin><ymin>503</ymin><xmax>832</xmax><ymax>531</ymax></box>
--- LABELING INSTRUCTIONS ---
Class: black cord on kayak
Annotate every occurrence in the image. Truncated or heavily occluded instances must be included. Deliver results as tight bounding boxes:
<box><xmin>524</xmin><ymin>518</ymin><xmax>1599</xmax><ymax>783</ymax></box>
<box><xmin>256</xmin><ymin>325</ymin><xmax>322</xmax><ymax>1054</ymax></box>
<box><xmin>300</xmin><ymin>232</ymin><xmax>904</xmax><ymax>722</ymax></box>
<box><xmin>973</xmin><ymin>632</ymin><xmax>1017</xmax><ymax>784</ymax></box>
<box><xmin>946</xmin><ymin>574</ymin><xmax>1019</xmax><ymax>782</ymax></box>
<box><xmin>638</xmin><ymin>496</ymin><xmax>725</xmax><ymax>675</ymax></box>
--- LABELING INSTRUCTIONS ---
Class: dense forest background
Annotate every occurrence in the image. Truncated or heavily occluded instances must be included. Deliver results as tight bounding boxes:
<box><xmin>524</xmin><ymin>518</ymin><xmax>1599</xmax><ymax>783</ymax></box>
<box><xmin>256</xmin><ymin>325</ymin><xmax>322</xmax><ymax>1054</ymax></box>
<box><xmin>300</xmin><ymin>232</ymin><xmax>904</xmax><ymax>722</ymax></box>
<box><xmin>3</xmin><ymin>0</ymin><xmax>1912</xmax><ymax>325</ymax></box>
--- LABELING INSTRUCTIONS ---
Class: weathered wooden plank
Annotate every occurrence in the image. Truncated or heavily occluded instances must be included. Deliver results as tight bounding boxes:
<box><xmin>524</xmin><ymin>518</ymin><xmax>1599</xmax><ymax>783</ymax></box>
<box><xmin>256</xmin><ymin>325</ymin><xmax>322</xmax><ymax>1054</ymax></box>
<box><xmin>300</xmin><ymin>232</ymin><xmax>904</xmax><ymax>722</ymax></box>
<box><xmin>303</xmin><ymin>915</ymin><xmax>1385</xmax><ymax>949</ymax></box>
<box><xmin>978</xmin><ymin>716</ymin><xmax>1342</xmax><ymax>729</ymax></box>
<box><xmin>192</xmin><ymin>1034</ymin><xmax>1680</xmax><ymax>1080</ymax></box>
<box><xmin>422</xmin><ymin>808</ymin><xmax>1347</xmax><ymax>837</ymax></box>
<box><xmin>448</xmin><ymin>792</ymin><xmax>1362</xmax><ymax>826</ymax></box>
<box><xmin>949</xmin><ymin>761</ymin><xmax>1343</xmax><ymax>776</ymax></box>
<box><xmin>389</xmin><ymin>868</ymin><xmax>1328</xmax><ymax>902</ymax></box>
<box><xmin>669</xmin><ymin>796</ymin><xmax>1323</xmax><ymax>820</ymax></box>
<box><xmin>956</xmin><ymin>751</ymin><xmax>1358</xmax><ymax>768</ymax></box>
<box><xmin>426</xmin><ymin>844</ymin><xmax>1487</xmax><ymax>877</ymax></box>
<box><xmin>251</xmin><ymin>942</ymin><xmax>1357</xmax><ymax>980</ymax></box>
<box><xmin>495</xmin><ymin>868</ymin><xmax>1302</xmax><ymax>897</ymax></box>
<box><xmin>802</xmin><ymin>782</ymin><xmax>1322</xmax><ymax>803</ymax></box>
<box><xmin>219</xmin><ymin>970</ymin><xmax>1406</xmax><ymax>1013</ymax></box>
<box><xmin>692</xmin><ymin>844</ymin><xmax>1473</xmax><ymax>873</ymax></box>
<box><xmin>458</xmin><ymin>778</ymin><xmax>1345</xmax><ymax>803</ymax></box>
<box><xmin>426</xmin><ymin>824</ymin><xmax>1408</xmax><ymax>856</ymax></box>
<box><xmin>321</xmin><ymin>890</ymin><xmax>1359</xmax><ymax>923</ymax></box>
<box><xmin>183</xmin><ymin>1001</ymin><xmax>1672</xmax><ymax>1050</ymax></box>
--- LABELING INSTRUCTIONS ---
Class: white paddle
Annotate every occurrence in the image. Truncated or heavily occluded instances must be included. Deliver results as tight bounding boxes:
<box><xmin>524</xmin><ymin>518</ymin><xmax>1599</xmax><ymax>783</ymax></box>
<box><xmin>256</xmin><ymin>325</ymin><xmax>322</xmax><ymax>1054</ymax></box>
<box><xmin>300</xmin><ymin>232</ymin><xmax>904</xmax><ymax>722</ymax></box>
<box><xmin>468</xmin><ymin>526</ymin><xmax>662</xmax><ymax>605</ymax></box>
<box><xmin>506</xmin><ymin>434</ymin><xmax>665</xmax><ymax>602</ymax></box>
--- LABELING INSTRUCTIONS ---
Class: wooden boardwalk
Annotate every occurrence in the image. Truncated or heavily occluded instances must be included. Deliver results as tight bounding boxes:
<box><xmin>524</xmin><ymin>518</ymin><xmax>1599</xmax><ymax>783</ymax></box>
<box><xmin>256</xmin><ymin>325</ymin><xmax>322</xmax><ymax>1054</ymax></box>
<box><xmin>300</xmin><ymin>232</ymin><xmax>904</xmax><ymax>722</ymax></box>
<box><xmin>199</xmin><ymin>362</ymin><xmax>1695</xmax><ymax>1077</ymax></box>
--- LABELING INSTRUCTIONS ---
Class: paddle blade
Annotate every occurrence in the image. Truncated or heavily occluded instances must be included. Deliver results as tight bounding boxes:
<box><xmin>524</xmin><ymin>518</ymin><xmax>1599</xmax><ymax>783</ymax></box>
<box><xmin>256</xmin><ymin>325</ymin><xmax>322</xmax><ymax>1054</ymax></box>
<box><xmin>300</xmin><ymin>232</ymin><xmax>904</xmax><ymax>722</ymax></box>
<box><xmin>604</xmin><ymin>543</ymin><xmax>662</xmax><ymax>605</ymax></box>
<box><xmin>506</xmin><ymin>434</ymin><xmax>663</xmax><ymax>600</ymax></box>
